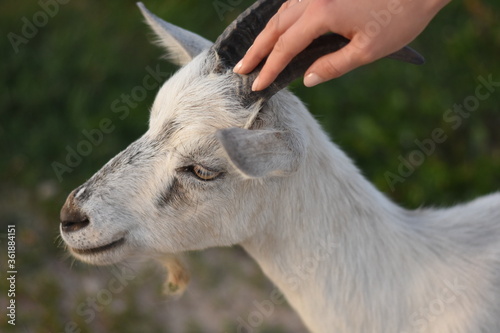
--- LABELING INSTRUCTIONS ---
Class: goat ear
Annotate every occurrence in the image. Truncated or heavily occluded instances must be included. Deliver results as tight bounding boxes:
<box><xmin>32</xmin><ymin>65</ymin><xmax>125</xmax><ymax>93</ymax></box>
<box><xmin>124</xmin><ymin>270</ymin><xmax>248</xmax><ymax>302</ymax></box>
<box><xmin>137</xmin><ymin>2</ymin><xmax>213</xmax><ymax>66</ymax></box>
<box><xmin>217</xmin><ymin>128</ymin><xmax>304</xmax><ymax>178</ymax></box>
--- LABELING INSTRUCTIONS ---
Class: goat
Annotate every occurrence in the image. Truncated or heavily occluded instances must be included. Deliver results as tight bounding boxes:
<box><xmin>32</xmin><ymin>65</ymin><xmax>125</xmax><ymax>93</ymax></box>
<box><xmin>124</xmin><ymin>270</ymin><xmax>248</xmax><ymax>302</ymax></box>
<box><xmin>59</xmin><ymin>1</ymin><xmax>500</xmax><ymax>332</ymax></box>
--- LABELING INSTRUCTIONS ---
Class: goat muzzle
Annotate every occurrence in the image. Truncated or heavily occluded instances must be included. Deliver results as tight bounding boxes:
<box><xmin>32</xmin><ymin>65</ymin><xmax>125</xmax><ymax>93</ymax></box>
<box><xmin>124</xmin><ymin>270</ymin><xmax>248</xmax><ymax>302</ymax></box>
<box><xmin>60</xmin><ymin>189</ymin><xmax>90</xmax><ymax>233</ymax></box>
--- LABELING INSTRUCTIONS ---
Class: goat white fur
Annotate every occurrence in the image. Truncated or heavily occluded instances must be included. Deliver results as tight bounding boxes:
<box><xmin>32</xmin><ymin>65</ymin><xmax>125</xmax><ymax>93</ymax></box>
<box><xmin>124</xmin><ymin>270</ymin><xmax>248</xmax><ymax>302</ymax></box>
<box><xmin>60</xmin><ymin>3</ymin><xmax>500</xmax><ymax>332</ymax></box>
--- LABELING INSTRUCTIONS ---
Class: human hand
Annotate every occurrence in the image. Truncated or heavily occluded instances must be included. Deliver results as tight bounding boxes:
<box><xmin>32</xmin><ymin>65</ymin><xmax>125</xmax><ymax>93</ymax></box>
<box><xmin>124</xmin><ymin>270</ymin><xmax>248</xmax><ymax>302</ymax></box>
<box><xmin>233</xmin><ymin>0</ymin><xmax>450</xmax><ymax>90</ymax></box>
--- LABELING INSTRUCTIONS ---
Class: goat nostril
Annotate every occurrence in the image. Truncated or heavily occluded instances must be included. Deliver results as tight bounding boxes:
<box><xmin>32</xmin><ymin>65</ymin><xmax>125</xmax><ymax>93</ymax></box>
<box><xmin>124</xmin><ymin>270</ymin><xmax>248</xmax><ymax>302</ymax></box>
<box><xmin>60</xmin><ymin>189</ymin><xmax>90</xmax><ymax>233</ymax></box>
<box><xmin>61</xmin><ymin>218</ymin><xmax>90</xmax><ymax>233</ymax></box>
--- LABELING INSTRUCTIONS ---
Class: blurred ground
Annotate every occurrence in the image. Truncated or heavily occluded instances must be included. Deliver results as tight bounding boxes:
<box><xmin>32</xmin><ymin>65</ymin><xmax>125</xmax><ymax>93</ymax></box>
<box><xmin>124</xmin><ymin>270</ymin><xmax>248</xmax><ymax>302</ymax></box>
<box><xmin>1</xmin><ymin>0</ymin><xmax>499</xmax><ymax>332</ymax></box>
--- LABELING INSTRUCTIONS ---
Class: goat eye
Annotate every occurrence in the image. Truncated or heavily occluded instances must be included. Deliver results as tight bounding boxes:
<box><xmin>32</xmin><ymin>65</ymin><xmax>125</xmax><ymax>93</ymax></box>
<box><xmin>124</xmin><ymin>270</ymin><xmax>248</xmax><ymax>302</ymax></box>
<box><xmin>191</xmin><ymin>165</ymin><xmax>220</xmax><ymax>181</ymax></box>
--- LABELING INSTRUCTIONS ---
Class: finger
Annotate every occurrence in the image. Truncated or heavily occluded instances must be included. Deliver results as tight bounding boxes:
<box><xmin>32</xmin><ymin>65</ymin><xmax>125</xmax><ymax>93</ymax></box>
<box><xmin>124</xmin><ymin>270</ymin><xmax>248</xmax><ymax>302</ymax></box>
<box><xmin>252</xmin><ymin>7</ymin><xmax>328</xmax><ymax>91</ymax></box>
<box><xmin>303</xmin><ymin>39</ymin><xmax>375</xmax><ymax>87</ymax></box>
<box><xmin>234</xmin><ymin>1</ymin><xmax>307</xmax><ymax>75</ymax></box>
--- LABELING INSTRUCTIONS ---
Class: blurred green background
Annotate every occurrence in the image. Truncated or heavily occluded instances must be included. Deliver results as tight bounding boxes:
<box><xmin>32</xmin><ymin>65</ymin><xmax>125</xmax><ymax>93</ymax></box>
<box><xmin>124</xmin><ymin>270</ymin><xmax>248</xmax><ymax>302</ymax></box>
<box><xmin>1</xmin><ymin>0</ymin><xmax>499</xmax><ymax>332</ymax></box>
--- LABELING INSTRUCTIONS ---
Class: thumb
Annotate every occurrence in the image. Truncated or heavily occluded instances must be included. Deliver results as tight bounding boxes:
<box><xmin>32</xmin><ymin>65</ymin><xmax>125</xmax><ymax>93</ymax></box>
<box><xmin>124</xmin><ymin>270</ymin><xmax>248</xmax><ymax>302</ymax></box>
<box><xmin>303</xmin><ymin>41</ymin><xmax>374</xmax><ymax>87</ymax></box>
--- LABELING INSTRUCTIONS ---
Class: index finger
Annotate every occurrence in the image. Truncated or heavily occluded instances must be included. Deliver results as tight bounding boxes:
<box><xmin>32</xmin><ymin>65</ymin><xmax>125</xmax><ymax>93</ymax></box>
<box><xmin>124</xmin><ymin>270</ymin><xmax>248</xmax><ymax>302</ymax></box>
<box><xmin>234</xmin><ymin>1</ymin><xmax>308</xmax><ymax>75</ymax></box>
<box><xmin>252</xmin><ymin>6</ymin><xmax>328</xmax><ymax>90</ymax></box>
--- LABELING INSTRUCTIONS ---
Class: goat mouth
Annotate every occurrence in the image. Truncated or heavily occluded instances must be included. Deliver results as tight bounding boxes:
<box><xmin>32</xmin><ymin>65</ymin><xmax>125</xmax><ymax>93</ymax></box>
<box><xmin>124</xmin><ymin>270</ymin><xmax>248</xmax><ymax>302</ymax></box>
<box><xmin>71</xmin><ymin>237</ymin><xmax>125</xmax><ymax>256</ymax></box>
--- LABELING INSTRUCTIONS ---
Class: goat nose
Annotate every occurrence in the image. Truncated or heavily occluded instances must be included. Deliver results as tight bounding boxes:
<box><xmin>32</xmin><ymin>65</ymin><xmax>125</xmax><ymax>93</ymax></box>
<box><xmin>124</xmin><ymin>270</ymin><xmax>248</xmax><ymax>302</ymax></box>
<box><xmin>60</xmin><ymin>190</ymin><xmax>90</xmax><ymax>233</ymax></box>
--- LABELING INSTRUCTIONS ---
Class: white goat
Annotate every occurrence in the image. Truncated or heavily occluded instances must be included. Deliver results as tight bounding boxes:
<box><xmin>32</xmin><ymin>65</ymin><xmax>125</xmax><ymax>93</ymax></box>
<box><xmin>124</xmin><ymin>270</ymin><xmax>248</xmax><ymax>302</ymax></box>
<box><xmin>60</xmin><ymin>1</ymin><xmax>500</xmax><ymax>332</ymax></box>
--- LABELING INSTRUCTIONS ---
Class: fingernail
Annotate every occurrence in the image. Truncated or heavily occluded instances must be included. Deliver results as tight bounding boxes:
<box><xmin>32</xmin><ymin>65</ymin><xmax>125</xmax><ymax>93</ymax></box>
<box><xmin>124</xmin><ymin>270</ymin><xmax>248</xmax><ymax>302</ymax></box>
<box><xmin>233</xmin><ymin>60</ymin><xmax>243</xmax><ymax>73</ymax></box>
<box><xmin>252</xmin><ymin>76</ymin><xmax>261</xmax><ymax>91</ymax></box>
<box><xmin>304</xmin><ymin>72</ymin><xmax>324</xmax><ymax>87</ymax></box>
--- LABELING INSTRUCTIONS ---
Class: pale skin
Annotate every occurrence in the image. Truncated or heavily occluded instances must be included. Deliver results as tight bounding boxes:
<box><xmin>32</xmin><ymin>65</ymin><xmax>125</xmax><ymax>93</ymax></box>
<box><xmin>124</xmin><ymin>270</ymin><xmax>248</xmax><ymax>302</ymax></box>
<box><xmin>233</xmin><ymin>0</ymin><xmax>451</xmax><ymax>90</ymax></box>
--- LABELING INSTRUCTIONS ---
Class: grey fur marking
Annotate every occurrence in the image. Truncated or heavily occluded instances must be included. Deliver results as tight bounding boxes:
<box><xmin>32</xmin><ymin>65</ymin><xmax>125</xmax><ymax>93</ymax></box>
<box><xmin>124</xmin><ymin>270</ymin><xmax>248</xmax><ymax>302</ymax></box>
<box><xmin>157</xmin><ymin>177</ymin><xmax>186</xmax><ymax>208</ymax></box>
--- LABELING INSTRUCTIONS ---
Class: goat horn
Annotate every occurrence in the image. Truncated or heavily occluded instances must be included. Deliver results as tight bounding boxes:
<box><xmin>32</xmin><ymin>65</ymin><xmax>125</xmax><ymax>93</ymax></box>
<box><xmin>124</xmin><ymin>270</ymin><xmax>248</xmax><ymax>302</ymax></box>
<box><xmin>212</xmin><ymin>0</ymin><xmax>425</xmax><ymax>105</ymax></box>
<box><xmin>246</xmin><ymin>34</ymin><xmax>425</xmax><ymax>104</ymax></box>
<box><xmin>212</xmin><ymin>0</ymin><xmax>287</xmax><ymax>70</ymax></box>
